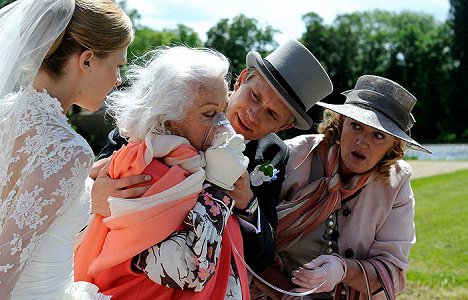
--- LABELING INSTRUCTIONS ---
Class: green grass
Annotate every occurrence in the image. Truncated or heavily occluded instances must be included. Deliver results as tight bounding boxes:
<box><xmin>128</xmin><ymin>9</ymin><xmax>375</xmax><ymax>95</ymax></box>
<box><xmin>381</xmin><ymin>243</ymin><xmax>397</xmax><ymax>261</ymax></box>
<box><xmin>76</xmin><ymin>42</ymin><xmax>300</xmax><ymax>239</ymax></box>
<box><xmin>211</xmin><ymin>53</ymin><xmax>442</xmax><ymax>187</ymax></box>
<box><xmin>399</xmin><ymin>170</ymin><xmax>468</xmax><ymax>299</ymax></box>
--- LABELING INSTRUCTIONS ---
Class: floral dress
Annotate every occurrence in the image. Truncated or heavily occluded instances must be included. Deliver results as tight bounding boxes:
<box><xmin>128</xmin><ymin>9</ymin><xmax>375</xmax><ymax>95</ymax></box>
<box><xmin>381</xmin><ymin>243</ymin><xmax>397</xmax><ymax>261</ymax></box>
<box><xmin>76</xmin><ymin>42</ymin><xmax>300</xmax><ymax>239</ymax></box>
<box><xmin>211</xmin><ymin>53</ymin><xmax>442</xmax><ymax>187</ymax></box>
<box><xmin>133</xmin><ymin>184</ymin><xmax>243</xmax><ymax>299</ymax></box>
<box><xmin>0</xmin><ymin>87</ymin><xmax>93</xmax><ymax>299</ymax></box>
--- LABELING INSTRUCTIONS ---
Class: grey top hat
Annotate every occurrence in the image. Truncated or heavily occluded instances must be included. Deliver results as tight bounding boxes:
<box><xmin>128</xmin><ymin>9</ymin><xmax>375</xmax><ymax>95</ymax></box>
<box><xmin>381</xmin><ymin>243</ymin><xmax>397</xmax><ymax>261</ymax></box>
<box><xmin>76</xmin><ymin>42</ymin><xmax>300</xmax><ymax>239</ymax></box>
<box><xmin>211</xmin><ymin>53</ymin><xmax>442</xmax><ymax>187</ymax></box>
<box><xmin>316</xmin><ymin>75</ymin><xmax>432</xmax><ymax>153</ymax></box>
<box><xmin>246</xmin><ymin>40</ymin><xmax>333</xmax><ymax>130</ymax></box>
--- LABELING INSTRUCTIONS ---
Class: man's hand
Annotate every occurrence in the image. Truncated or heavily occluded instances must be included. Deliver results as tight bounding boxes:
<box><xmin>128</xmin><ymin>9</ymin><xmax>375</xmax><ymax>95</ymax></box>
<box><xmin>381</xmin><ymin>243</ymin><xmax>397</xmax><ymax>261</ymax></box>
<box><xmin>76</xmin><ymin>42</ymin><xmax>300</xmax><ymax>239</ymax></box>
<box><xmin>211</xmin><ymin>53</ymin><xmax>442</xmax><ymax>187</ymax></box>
<box><xmin>226</xmin><ymin>170</ymin><xmax>254</xmax><ymax>209</ymax></box>
<box><xmin>91</xmin><ymin>160</ymin><xmax>152</xmax><ymax>216</ymax></box>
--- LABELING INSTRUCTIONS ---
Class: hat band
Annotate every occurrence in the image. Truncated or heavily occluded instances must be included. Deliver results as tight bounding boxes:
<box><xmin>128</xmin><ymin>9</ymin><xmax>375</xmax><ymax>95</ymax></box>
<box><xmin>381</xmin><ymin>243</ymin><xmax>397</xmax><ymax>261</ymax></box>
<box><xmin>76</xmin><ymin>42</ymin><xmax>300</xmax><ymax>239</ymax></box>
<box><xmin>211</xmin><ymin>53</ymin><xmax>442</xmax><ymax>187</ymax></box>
<box><xmin>346</xmin><ymin>90</ymin><xmax>414</xmax><ymax>131</ymax></box>
<box><xmin>263</xmin><ymin>59</ymin><xmax>306</xmax><ymax>111</ymax></box>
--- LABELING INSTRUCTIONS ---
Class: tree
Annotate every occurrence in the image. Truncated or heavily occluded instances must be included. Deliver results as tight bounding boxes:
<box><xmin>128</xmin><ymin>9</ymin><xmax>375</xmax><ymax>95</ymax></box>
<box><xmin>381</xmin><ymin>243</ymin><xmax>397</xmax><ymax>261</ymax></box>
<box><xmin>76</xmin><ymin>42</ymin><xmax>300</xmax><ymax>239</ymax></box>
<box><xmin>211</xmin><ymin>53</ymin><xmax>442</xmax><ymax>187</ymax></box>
<box><xmin>168</xmin><ymin>24</ymin><xmax>203</xmax><ymax>47</ymax></box>
<box><xmin>300</xmin><ymin>10</ymin><xmax>454</xmax><ymax>142</ymax></box>
<box><xmin>0</xmin><ymin>0</ymin><xmax>15</xmax><ymax>8</ymax></box>
<box><xmin>127</xmin><ymin>25</ymin><xmax>202</xmax><ymax>64</ymax></box>
<box><xmin>449</xmin><ymin>0</ymin><xmax>468</xmax><ymax>140</ymax></box>
<box><xmin>205</xmin><ymin>14</ymin><xmax>278</xmax><ymax>80</ymax></box>
<box><xmin>117</xmin><ymin>0</ymin><xmax>141</xmax><ymax>29</ymax></box>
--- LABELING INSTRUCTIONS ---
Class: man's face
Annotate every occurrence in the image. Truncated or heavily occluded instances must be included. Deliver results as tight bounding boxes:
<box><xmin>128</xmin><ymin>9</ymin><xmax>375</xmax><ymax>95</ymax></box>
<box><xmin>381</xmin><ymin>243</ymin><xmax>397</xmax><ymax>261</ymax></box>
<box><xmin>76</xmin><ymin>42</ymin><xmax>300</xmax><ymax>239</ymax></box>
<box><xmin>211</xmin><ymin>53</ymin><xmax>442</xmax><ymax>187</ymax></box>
<box><xmin>226</xmin><ymin>69</ymin><xmax>294</xmax><ymax>140</ymax></box>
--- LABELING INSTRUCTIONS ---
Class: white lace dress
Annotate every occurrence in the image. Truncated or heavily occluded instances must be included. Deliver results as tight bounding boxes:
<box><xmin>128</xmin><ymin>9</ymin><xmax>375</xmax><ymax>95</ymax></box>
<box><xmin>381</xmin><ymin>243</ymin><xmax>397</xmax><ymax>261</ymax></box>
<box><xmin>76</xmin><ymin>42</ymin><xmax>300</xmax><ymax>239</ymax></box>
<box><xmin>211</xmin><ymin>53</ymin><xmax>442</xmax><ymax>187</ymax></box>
<box><xmin>0</xmin><ymin>87</ymin><xmax>93</xmax><ymax>299</ymax></box>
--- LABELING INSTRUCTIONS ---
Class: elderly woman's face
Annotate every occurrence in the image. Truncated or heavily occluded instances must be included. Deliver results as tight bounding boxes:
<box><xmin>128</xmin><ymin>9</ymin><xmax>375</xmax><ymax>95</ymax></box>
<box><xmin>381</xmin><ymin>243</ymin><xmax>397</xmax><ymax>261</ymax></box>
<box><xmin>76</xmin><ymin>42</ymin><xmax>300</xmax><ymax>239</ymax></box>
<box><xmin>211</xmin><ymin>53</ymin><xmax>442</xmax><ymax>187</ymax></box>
<box><xmin>168</xmin><ymin>78</ymin><xmax>229</xmax><ymax>151</ymax></box>
<box><xmin>340</xmin><ymin>117</ymin><xmax>397</xmax><ymax>176</ymax></box>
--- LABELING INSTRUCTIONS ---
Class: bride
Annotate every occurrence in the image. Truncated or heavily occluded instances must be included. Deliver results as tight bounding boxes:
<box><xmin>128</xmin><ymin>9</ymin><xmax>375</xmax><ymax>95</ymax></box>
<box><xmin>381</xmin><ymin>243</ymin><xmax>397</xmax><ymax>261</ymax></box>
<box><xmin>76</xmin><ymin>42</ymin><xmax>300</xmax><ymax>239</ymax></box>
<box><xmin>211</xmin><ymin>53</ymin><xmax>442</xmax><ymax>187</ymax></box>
<box><xmin>0</xmin><ymin>0</ymin><xmax>133</xmax><ymax>298</ymax></box>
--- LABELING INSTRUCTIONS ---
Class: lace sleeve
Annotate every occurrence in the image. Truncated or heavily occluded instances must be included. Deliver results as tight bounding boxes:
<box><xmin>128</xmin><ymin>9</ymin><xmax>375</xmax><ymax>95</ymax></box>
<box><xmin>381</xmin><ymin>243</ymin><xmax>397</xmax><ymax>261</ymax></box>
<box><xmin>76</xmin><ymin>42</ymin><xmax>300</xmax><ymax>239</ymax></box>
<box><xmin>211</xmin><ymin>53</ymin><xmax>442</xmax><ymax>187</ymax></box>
<box><xmin>0</xmin><ymin>122</ymin><xmax>93</xmax><ymax>295</ymax></box>
<box><xmin>132</xmin><ymin>185</ymin><xmax>234</xmax><ymax>292</ymax></box>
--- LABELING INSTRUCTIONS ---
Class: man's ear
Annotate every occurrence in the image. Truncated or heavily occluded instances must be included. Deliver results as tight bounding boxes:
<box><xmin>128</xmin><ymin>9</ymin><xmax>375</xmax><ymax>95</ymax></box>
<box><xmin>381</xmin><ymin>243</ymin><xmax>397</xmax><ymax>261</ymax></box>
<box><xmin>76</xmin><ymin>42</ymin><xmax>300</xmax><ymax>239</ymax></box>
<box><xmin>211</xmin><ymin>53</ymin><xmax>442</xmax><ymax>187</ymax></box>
<box><xmin>233</xmin><ymin>68</ymin><xmax>248</xmax><ymax>92</ymax></box>
<box><xmin>78</xmin><ymin>50</ymin><xmax>95</xmax><ymax>72</ymax></box>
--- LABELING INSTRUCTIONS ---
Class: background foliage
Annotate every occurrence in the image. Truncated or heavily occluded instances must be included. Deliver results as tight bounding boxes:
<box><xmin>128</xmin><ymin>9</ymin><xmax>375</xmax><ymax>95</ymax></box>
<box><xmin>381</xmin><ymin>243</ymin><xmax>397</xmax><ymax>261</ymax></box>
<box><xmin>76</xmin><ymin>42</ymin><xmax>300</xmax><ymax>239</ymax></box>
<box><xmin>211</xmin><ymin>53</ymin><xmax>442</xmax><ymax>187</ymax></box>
<box><xmin>0</xmin><ymin>0</ymin><xmax>466</xmax><ymax>144</ymax></box>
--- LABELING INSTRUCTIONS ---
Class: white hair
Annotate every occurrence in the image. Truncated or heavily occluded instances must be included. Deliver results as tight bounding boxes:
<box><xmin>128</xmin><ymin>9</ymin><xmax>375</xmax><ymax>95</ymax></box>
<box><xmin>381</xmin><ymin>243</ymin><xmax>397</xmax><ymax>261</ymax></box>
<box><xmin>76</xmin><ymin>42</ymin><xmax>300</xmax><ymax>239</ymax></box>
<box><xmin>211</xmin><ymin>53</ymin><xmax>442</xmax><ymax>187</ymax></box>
<box><xmin>107</xmin><ymin>46</ymin><xmax>230</xmax><ymax>140</ymax></box>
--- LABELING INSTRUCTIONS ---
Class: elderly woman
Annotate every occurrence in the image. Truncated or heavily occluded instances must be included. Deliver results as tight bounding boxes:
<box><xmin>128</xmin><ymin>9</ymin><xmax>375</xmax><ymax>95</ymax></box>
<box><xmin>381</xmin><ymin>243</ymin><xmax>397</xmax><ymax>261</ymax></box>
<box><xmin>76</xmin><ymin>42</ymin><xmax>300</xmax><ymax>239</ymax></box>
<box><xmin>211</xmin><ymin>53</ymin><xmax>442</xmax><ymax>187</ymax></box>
<box><xmin>74</xmin><ymin>47</ymin><xmax>250</xmax><ymax>299</ymax></box>
<box><xmin>257</xmin><ymin>75</ymin><xmax>431</xmax><ymax>300</ymax></box>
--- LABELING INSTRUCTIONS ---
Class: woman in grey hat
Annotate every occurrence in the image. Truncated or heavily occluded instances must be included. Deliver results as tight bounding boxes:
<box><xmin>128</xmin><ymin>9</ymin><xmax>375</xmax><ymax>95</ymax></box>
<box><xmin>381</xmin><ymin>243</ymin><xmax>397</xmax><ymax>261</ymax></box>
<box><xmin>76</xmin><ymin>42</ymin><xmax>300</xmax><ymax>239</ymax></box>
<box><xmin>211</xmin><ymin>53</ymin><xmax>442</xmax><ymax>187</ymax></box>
<box><xmin>256</xmin><ymin>75</ymin><xmax>430</xmax><ymax>299</ymax></box>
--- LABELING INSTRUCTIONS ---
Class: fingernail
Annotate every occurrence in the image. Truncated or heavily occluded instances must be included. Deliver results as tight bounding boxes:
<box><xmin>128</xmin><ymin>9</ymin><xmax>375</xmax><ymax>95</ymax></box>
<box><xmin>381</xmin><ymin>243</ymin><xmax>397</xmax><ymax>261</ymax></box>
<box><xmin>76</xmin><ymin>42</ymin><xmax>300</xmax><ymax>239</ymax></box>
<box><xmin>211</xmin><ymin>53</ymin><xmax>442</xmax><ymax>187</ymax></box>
<box><xmin>145</xmin><ymin>175</ymin><xmax>152</xmax><ymax>181</ymax></box>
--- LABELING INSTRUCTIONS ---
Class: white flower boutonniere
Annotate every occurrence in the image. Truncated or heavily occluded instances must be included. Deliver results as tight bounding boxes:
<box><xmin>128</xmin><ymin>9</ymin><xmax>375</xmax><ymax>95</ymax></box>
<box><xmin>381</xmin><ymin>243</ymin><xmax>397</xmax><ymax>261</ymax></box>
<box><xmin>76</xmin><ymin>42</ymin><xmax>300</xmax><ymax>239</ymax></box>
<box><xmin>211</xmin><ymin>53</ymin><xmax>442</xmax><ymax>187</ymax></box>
<box><xmin>250</xmin><ymin>161</ymin><xmax>279</xmax><ymax>187</ymax></box>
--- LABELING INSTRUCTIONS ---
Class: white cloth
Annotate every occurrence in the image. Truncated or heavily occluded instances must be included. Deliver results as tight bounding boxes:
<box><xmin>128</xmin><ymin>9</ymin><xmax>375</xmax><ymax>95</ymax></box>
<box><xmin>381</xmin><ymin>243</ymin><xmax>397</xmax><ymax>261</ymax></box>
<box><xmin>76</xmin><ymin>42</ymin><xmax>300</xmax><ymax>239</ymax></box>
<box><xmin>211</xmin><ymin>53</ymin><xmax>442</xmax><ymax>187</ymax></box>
<box><xmin>205</xmin><ymin>133</ymin><xmax>249</xmax><ymax>190</ymax></box>
<box><xmin>0</xmin><ymin>87</ymin><xmax>94</xmax><ymax>299</ymax></box>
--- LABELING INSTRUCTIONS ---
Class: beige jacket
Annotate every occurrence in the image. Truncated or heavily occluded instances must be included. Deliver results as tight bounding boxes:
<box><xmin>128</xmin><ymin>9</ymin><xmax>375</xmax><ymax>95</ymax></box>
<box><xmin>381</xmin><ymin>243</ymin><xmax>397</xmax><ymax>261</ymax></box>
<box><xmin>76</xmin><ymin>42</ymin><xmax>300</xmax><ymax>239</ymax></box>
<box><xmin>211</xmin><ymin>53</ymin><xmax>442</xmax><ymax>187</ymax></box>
<box><xmin>280</xmin><ymin>134</ymin><xmax>416</xmax><ymax>298</ymax></box>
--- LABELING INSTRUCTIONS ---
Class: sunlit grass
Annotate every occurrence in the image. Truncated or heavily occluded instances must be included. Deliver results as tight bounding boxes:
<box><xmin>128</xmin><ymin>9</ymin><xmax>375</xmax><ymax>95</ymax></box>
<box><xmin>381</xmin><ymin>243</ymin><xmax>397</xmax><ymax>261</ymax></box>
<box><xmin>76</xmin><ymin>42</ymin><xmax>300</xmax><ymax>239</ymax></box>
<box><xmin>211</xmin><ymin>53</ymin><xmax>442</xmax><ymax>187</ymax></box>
<box><xmin>399</xmin><ymin>170</ymin><xmax>468</xmax><ymax>299</ymax></box>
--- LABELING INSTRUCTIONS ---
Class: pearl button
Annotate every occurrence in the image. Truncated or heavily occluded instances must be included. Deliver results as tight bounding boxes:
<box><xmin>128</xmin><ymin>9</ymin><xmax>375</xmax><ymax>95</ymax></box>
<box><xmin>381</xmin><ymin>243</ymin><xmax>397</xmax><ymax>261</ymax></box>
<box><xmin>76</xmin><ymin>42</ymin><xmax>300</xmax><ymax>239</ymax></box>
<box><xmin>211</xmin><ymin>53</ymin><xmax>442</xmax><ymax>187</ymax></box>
<box><xmin>327</xmin><ymin>220</ymin><xmax>334</xmax><ymax>227</ymax></box>
<box><xmin>327</xmin><ymin>228</ymin><xmax>333</xmax><ymax>235</ymax></box>
<box><xmin>326</xmin><ymin>247</ymin><xmax>333</xmax><ymax>254</ymax></box>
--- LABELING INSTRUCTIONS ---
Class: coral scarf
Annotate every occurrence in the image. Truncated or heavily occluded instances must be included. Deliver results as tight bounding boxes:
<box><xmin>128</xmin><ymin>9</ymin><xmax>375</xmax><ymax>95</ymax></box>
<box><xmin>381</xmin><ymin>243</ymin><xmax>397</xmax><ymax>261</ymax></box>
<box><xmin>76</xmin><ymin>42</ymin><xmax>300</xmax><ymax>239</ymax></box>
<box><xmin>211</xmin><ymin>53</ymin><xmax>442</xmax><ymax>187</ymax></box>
<box><xmin>74</xmin><ymin>134</ymin><xmax>249</xmax><ymax>299</ymax></box>
<box><xmin>276</xmin><ymin>143</ymin><xmax>375</xmax><ymax>252</ymax></box>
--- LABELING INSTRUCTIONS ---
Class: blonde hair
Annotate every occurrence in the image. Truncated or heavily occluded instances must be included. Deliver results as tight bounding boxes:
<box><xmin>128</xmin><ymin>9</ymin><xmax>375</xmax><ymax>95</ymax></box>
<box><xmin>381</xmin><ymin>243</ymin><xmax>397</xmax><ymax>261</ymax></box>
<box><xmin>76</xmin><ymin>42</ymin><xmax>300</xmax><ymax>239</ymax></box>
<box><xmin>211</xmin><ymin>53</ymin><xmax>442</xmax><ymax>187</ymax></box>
<box><xmin>318</xmin><ymin>109</ymin><xmax>406</xmax><ymax>180</ymax></box>
<box><xmin>42</xmin><ymin>0</ymin><xmax>133</xmax><ymax>77</ymax></box>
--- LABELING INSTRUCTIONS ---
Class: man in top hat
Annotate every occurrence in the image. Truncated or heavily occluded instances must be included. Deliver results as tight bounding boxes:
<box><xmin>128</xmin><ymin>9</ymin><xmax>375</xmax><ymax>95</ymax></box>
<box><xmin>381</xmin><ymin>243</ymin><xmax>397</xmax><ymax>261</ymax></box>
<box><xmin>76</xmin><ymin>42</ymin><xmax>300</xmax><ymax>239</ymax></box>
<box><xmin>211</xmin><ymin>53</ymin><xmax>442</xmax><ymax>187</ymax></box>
<box><xmin>93</xmin><ymin>40</ymin><xmax>333</xmax><ymax>272</ymax></box>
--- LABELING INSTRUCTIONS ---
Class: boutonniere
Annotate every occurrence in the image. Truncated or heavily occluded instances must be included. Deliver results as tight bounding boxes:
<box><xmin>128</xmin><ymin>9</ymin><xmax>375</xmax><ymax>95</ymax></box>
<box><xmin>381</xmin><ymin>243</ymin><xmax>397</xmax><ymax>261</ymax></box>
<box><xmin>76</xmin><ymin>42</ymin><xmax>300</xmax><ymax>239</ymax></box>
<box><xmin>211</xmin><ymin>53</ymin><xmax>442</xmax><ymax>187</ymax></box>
<box><xmin>250</xmin><ymin>161</ymin><xmax>279</xmax><ymax>186</ymax></box>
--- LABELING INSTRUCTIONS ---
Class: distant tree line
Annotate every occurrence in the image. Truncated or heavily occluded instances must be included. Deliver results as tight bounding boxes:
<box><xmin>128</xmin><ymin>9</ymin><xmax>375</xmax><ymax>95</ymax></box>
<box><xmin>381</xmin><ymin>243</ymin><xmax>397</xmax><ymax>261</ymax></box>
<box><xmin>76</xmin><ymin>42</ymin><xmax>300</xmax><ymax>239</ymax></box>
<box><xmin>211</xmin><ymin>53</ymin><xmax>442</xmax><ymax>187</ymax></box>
<box><xmin>1</xmin><ymin>0</ymin><xmax>466</xmax><ymax>143</ymax></box>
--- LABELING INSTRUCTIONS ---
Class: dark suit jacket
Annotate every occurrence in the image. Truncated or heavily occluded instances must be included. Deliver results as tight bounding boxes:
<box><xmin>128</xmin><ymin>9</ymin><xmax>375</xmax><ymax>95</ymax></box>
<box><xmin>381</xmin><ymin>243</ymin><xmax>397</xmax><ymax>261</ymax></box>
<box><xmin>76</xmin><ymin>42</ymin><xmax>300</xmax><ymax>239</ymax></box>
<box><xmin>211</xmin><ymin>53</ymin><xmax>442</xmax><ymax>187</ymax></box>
<box><xmin>97</xmin><ymin>129</ymin><xmax>286</xmax><ymax>272</ymax></box>
<box><xmin>242</xmin><ymin>133</ymin><xmax>289</xmax><ymax>272</ymax></box>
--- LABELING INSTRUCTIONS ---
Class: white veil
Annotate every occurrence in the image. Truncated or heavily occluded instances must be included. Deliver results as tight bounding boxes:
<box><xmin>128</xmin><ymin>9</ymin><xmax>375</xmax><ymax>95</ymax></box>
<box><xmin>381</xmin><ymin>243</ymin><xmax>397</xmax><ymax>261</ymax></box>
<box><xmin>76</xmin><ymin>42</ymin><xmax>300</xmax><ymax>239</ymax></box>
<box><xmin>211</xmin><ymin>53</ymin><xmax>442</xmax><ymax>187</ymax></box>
<box><xmin>0</xmin><ymin>0</ymin><xmax>75</xmax><ymax>99</ymax></box>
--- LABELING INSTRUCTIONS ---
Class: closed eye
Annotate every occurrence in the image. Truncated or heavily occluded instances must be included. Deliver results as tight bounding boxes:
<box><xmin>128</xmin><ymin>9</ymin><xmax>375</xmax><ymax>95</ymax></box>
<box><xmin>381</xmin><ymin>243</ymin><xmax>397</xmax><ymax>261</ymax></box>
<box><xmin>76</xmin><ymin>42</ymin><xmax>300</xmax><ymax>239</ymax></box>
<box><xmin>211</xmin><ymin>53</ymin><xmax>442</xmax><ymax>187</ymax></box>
<box><xmin>252</xmin><ymin>91</ymin><xmax>260</xmax><ymax>103</ymax></box>
<box><xmin>269</xmin><ymin>109</ymin><xmax>279</xmax><ymax>121</ymax></box>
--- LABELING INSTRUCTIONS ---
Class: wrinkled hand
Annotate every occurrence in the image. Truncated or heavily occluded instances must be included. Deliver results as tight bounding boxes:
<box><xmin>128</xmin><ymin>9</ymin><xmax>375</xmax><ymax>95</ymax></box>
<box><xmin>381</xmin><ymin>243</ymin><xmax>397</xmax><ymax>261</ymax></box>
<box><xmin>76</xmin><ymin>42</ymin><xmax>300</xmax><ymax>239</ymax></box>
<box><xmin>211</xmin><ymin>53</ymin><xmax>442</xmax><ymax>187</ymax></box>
<box><xmin>205</xmin><ymin>133</ymin><xmax>249</xmax><ymax>190</ymax></box>
<box><xmin>89</xmin><ymin>157</ymin><xmax>111</xmax><ymax>180</ymax></box>
<box><xmin>226</xmin><ymin>171</ymin><xmax>254</xmax><ymax>209</ymax></box>
<box><xmin>91</xmin><ymin>159</ymin><xmax>152</xmax><ymax>216</ymax></box>
<box><xmin>290</xmin><ymin>255</ymin><xmax>346</xmax><ymax>294</ymax></box>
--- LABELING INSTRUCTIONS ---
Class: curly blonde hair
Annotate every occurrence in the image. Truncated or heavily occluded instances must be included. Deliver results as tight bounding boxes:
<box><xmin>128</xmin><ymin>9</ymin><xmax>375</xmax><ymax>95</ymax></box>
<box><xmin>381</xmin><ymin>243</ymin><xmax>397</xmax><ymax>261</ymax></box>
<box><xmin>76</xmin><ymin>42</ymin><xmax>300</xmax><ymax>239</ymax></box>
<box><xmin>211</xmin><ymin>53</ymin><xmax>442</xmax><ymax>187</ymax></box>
<box><xmin>317</xmin><ymin>109</ymin><xmax>406</xmax><ymax>180</ymax></box>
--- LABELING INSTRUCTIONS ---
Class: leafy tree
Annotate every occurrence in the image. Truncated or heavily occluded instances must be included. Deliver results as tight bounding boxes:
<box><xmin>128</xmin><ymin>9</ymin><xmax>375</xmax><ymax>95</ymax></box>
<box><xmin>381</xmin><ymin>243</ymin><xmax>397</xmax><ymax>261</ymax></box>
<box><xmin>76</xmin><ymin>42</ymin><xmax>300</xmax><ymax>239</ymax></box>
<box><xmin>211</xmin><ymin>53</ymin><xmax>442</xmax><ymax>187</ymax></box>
<box><xmin>0</xmin><ymin>0</ymin><xmax>15</xmax><ymax>8</ymax></box>
<box><xmin>127</xmin><ymin>25</ymin><xmax>202</xmax><ymax>64</ymax></box>
<box><xmin>205</xmin><ymin>14</ymin><xmax>278</xmax><ymax>80</ymax></box>
<box><xmin>449</xmin><ymin>0</ymin><xmax>468</xmax><ymax>140</ymax></box>
<box><xmin>128</xmin><ymin>28</ymin><xmax>178</xmax><ymax>61</ymax></box>
<box><xmin>117</xmin><ymin>0</ymin><xmax>141</xmax><ymax>29</ymax></box>
<box><xmin>300</xmin><ymin>10</ymin><xmax>453</xmax><ymax>142</ymax></box>
<box><xmin>168</xmin><ymin>24</ymin><xmax>203</xmax><ymax>47</ymax></box>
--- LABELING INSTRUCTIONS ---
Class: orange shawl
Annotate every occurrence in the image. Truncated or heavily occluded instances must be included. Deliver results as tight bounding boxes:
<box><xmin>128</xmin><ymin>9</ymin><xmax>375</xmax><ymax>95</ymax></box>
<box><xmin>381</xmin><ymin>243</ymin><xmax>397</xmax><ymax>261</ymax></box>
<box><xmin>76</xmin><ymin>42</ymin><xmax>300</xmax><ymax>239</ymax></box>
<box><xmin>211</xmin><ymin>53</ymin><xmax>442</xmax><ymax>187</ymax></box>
<box><xmin>74</xmin><ymin>135</ymin><xmax>249</xmax><ymax>299</ymax></box>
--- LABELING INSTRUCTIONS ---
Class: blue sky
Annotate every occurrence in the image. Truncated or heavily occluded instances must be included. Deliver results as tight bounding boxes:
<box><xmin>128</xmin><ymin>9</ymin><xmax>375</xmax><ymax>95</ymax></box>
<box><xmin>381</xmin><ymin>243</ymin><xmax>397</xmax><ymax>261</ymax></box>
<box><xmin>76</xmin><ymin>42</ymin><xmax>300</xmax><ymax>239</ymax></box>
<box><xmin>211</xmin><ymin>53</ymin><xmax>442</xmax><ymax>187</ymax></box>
<box><xmin>128</xmin><ymin>0</ymin><xmax>450</xmax><ymax>44</ymax></box>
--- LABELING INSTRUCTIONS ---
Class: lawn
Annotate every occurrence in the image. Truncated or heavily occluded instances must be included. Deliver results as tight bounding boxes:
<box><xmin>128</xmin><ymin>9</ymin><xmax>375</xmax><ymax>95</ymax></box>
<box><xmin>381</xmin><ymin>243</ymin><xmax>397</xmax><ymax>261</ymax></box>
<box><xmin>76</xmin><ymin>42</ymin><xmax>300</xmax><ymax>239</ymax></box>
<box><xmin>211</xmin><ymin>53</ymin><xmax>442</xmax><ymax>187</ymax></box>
<box><xmin>398</xmin><ymin>169</ymin><xmax>468</xmax><ymax>299</ymax></box>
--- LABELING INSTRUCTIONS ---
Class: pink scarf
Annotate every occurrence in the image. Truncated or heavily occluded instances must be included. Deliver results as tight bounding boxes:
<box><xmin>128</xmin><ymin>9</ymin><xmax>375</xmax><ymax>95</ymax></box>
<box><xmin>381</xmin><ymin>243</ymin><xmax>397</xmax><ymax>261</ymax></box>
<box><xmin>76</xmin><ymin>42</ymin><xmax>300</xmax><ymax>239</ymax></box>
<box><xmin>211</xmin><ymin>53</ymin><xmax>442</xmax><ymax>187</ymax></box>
<box><xmin>75</xmin><ymin>135</ymin><xmax>250</xmax><ymax>300</ymax></box>
<box><xmin>276</xmin><ymin>143</ymin><xmax>375</xmax><ymax>251</ymax></box>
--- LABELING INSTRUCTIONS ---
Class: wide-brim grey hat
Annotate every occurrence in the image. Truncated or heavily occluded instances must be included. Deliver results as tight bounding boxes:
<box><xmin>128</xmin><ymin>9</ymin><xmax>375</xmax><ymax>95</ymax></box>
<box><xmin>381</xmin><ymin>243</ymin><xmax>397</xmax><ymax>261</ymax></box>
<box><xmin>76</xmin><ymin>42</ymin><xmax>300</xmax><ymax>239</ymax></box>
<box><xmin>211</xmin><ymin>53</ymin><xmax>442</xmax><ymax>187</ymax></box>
<box><xmin>246</xmin><ymin>40</ymin><xmax>333</xmax><ymax>130</ymax></box>
<box><xmin>316</xmin><ymin>75</ymin><xmax>432</xmax><ymax>153</ymax></box>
